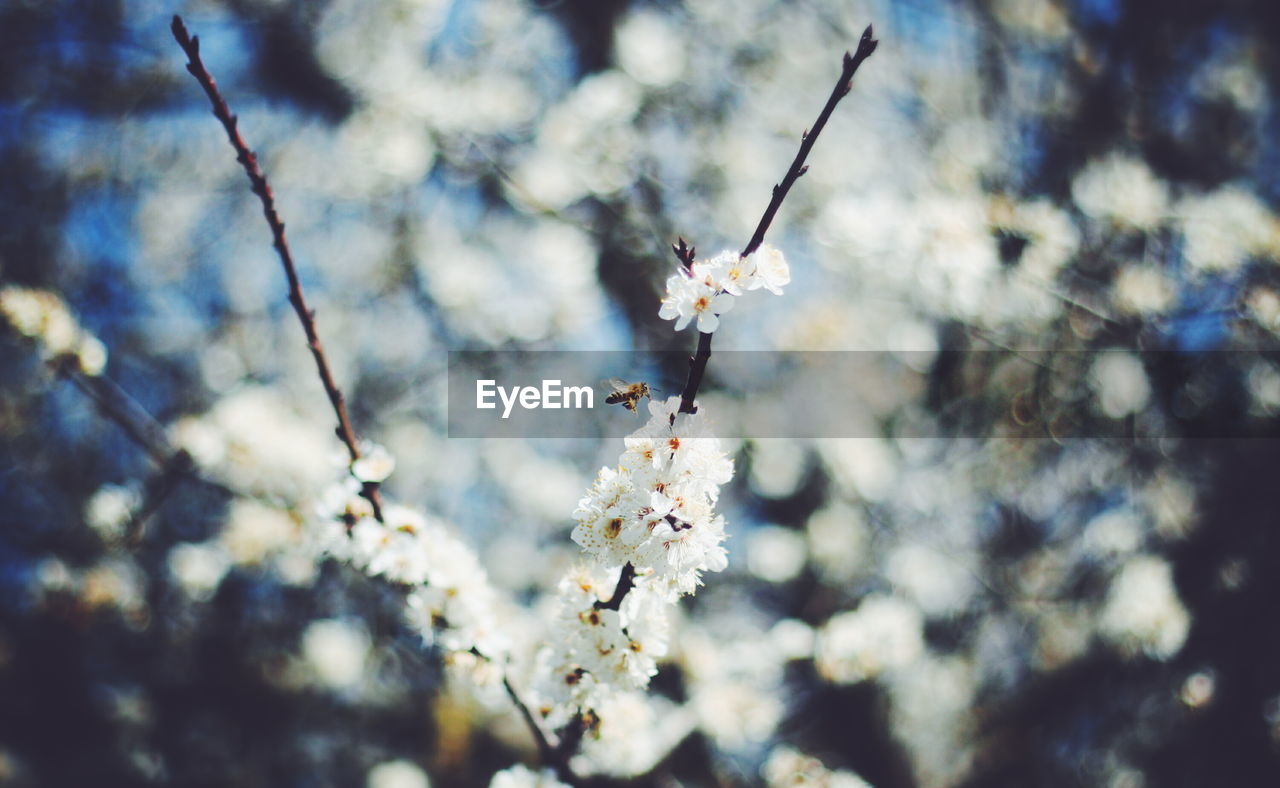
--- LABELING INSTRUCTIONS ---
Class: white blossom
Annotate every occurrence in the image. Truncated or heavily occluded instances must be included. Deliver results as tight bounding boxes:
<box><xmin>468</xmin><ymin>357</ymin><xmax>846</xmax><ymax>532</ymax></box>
<box><xmin>0</xmin><ymin>286</ymin><xmax>110</xmax><ymax>375</ymax></box>
<box><xmin>745</xmin><ymin>244</ymin><xmax>791</xmax><ymax>294</ymax></box>
<box><xmin>1071</xmin><ymin>153</ymin><xmax>1168</xmax><ymax>230</ymax></box>
<box><xmin>530</xmin><ymin>565</ymin><xmax>669</xmax><ymax>725</ymax></box>
<box><xmin>657</xmin><ymin>245</ymin><xmax>790</xmax><ymax>332</ymax></box>
<box><xmin>572</xmin><ymin>691</ymin><xmax>693</xmax><ymax>777</ymax></box>
<box><xmin>312</xmin><ymin>466</ymin><xmax>509</xmax><ymax>659</ymax></box>
<box><xmin>168</xmin><ymin>542</ymin><xmax>231</xmax><ymax>601</ymax></box>
<box><xmin>815</xmin><ymin>595</ymin><xmax>925</xmax><ymax>683</ymax></box>
<box><xmin>1177</xmin><ymin>186</ymin><xmax>1280</xmax><ymax>272</ymax></box>
<box><xmin>572</xmin><ymin>396</ymin><xmax>733</xmax><ymax>597</ymax></box>
<box><xmin>489</xmin><ymin>764</ymin><xmax>571</xmax><ymax>788</ymax></box>
<box><xmin>658</xmin><ymin>270</ymin><xmax>735</xmax><ymax>332</ymax></box>
<box><xmin>544</xmin><ymin>394</ymin><xmax>736</xmax><ymax>728</ymax></box>
<box><xmin>762</xmin><ymin>746</ymin><xmax>873</xmax><ymax>788</ymax></box>
<box><xmin>367</xmin><ymin>760</ymin><xmax>430</xmax><ymax>788</ymax></box>
<box><xmin>301</xmin><ymin>618</ymin><xmax>370</xmax><ymax>690</ymax></box>
<box><xmin>1100</xmin><ymin>555</ymin><xmax>1190</xmax><ymax>660</ymax></box>
<box><xmin>702</xmin><ymin>249</ymin><xmax>756</xmax><ymax>295</ymax></box>
<box><xmin>352</xmin><ymin>443</ymin><xmax>397</xmax><ymax>483</ymax></box>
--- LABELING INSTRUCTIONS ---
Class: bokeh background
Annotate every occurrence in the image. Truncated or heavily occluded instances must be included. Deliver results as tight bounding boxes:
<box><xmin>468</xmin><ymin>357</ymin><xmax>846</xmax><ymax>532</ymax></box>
<box><xmin>4</xmin><ymin>0</ymin><xmax>1280</xmax><ymax>785</ymax></box>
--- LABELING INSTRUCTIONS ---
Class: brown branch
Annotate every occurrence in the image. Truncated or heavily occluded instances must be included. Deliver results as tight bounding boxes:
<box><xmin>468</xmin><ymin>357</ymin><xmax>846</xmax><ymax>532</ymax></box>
<box><xmin>553</xmin><ymin>37</ymin><xmax>883</xmax><ymax>772</ymax></box>
<box><xmin>170</xmin><ymin>17</ymin><xmax>583</xmax><ymax>780</ymax></box>
<box><xmin>594</xmin><ymin>562</ymin><xmax>636</xmax><ymax>612</ymax></box>
<box><xmin>678</xmin><ymin>25</ymin><xmax>879</xmax><ymax>415</ymax></box>
<box><xmin>741</xmin><ymin>26</ymin><xmax>879</xmax><ymax>260</ymax></box>
<box><xmin>169</xmin><ymin>15</ymin><xmax>383</xmax><ymax>522</ymax></box>
<box><xmin>595</xmin><ymin>25</ymin><xmax>880</xmax><ymax>653</ymax></box>
<box><xmin>122</xmin><ymin>449</ymin><xmax>195</xmax><ymax>547</ymax></box>
<box><xmin>503</xmin><ymin>676</ymin><xmax>556</xmax><ymax>766</ymax></box>
<box><xmin>548</xmin><ymin>36</ymin><xmax>881</xmax><ymax>778</ymax></box>
<box><xmin>677</xmin><ymin>331</ymin><xmax>714</xmax><ymax>415</ymax></box>
<box><xmin>67</xmin><ymin>367</ymin><xmax>181</xmax><ymax>467</ymax></box>
<box><xmin>502</xmin><ymin>675</ymin><xmax>585</xmax><ymax>786</ymax></box>
<box><xmin>552</xmin><ymin>714</ymin><xmax>589</xmax><ymax>784</ymax></box>
<box><xmin>64</xmin><ymin>365</ymin><xmax>226</xmax><ymax>545</ymax></box>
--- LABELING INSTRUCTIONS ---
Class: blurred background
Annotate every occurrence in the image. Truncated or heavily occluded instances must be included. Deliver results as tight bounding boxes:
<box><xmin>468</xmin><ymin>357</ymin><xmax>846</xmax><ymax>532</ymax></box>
<box><xmin>4</xmin><ymin>0</ymin><xmax>1280</xmax><ymax>785</ymax></box>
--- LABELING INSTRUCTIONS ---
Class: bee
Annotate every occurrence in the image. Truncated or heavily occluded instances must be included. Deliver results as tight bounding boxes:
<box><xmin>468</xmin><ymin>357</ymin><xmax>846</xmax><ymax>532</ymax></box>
<box><xmin>603</xmin><ymin>378</ymin><xmax>651</xmax><ymax>412</ymax></box>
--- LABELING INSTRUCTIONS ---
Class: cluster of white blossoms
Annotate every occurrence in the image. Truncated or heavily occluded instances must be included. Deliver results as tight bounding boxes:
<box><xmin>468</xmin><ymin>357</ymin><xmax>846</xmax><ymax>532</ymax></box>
<box><xmin>530</xmin><ymin>395</ymin><xmax>734</xmax><ymax>736</ymax></box>
<box><xmin>0</xmin><ymin>286</ymin><xmax>108</xmax><ymax>375</ymax></box>
<box><xmin>659</xmin><ymin>245</ymin><xmax>790</xmax><ymax>332</ymax></box>
<box><xmin>304</xmin><ymin>240</ymin><xmax>777</xmax><ymax>780</ymax></box>
<box><xmin>572</xmin><ymin>396</ymin><xmax>734</xmax><ymax>597</ymax></box>
<box><xmin>311</xmin><ymin>452</ymin><xmax>508</xmax><ymax>659</ymax></box>
<box><xmin>531</xmin><ymin>564</ymin><xmax>672</xmax><ymax>729</ymax></box>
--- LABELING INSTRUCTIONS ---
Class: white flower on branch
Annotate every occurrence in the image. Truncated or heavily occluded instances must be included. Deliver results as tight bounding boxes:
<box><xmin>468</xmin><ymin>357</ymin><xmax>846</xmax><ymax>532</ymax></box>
<box><xmin>0</xmin><ymin>286</ymin><xmax>109</xmax><ymax>375</ymax></box>
<box><xmin>531</xmin><ymin>565</ymin><xmax>669</xmax><ymax>727</ymax></box>
<box><xmin>351</xmin><ymin>442</ymin><xmax>396</xmax><ymax>483</ymax></box>
<box><xmin>702</xmin><ymin>249</ymin><xmax>755</xmax><ymax>295</ymax></box>
<box><xmin>572</xmin><ymin>690</ymin><xmax>694</xmax><ymax>778</ymax></box>
<box><xmin>537</xmin><ymin>395</ymin><xmax>736</xmax><ymax>735</ymax></box>
<box><xmin>658</xmin><ymin>245</ymin><xmax>790</xmax><ymax>331</ymax></box>
<box><xmin>745</xmin><ymin>244</ymin><xmax>791</xmax><ymax>294</ymax></box>
<box><xmin>573</xmin><ymin>396</ymin><xmax>733</xmax><ymax>597</ymax></box>
<box><xmin>313</xmin><ymin>481</ymin><xmax>509</xmax><ymax>659</ymax></box>
<box><xmin>659</xmin><ymin>269</ymin><xmax>735</xmax><ymax>332</ymax></box>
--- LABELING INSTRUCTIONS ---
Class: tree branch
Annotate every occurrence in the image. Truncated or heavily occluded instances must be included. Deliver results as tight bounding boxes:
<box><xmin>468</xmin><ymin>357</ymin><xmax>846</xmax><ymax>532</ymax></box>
<box><xmin>502</xmin><ymin>674</ymin><xmax>585</xmax><ymax>786</ymax></box>
<box><xmin>63</xmin><ymin>364</ymin><xmax>227</xmax><ymax>545</ymax></box>
<box><xmin>547</xmin><ymin>41</ymin><xmax>885</xmax><ymax>779</ymax></box>
<box><xmin>66</xmin><ymin>366</ymin><xmax>183</xmax><ymax>468</ymax></box>
<box><xmin>594</xmin><ymin>562</ymin><xmax>636</xmax><ymax>612</ymax></box>
<box><xmin>678</xmin><ymin>25</ymin><xmax>879</xmax><ymax>415</ymax></box>
<box><xmin>503</xmin><ymin>676</ymin><xmax>555</xmax><ymax>766</ymax></box>
<box><xmin>169</xmin><ymin>14</ymin><xmax>383</xmax><ymax>521</ymax></box>
<box><xmin>591</xmin><ymin>27</ymin><xmax>881</xmax><ymax>649</ymax></box>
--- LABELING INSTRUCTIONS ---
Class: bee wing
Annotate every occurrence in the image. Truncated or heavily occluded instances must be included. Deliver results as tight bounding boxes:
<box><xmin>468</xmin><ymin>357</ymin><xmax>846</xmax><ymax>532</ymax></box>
<box><xmin>603</xmin><ymin>377</ymin><xmax>630</xmax><ymax>393</ymax></box>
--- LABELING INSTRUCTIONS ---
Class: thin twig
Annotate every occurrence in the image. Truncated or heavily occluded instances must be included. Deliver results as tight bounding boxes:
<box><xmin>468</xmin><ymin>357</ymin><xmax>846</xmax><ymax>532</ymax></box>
<box><xmin>122</xmin><ymin>449</ymin><xmax>196</xmax><ymax>546</ymax></box>
<box><xmin>678</xmin><ymin>24</ymin><xmax>879</xmax><ymax>415</ymax></box>
<box><xmin>502</xmin><ymin>675</ymin><xmax>585</xmax><ymax>786</ymax></box>
<box><xmin>169</xmin><ymin>14</ymin><xmax>383</xmax><ymax>521</ymax></box>
<box><xmin>552</xmin><ymin>714</ymin><xmax>588</xmax><ymax>784</ymax></box>
<box><xmin>503</xmin><ymin>676</ymin><xmax>555</xmax><ymax>765</ymax></box>
<box><xmin>67</xmin><ymin>368</ymin><xmax>182</xmax><ymax>467</ymax></box>
<box><xmin>64</xmin><ymin>365</ymin><xmax>226</xmax><ymax>544</ymax></box>
<box><xmin>594</xmin><ymin>562</ymin><xmax>636</xmax><ymax>612</ymax></box>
